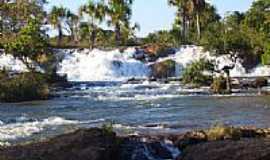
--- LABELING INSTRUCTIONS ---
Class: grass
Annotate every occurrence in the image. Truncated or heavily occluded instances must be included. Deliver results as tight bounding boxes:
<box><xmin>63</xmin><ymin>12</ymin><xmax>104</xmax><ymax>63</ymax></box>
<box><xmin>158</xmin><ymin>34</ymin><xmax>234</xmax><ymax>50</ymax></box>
<box><xmin>206</xmin><ymin>124</ymin><xmax>241</xmax><ymax>141</ymax></box>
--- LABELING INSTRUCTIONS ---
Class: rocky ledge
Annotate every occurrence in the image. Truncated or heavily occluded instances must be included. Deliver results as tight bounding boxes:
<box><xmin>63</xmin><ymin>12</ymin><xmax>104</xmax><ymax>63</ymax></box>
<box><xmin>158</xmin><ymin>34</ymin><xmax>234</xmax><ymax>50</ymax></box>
<box><xmin>2</xmin><ymin>127</ymin><xmax>270</xmax><ymax>160</ymax></box>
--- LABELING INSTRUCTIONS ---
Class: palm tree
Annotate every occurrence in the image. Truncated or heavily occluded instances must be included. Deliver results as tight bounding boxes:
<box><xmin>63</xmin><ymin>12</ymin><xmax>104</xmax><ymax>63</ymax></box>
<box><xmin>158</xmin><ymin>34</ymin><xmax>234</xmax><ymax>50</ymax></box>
<box><xmin>106</xmin><ymin>0</ymin><xmax>134</xmax><ymax>46</ymax></box>
<box><xmin>66</xmin><ymin>10</ymin><xmax>79</xmax><ymax>43</ymax></box>
<box><xmin>49</xmin><ymin>6</ymin><xmax>67</xmax><ymax>46</ymax></box>
<box><xmin>192</xmin><ymin>0</ymin><xmax>206</xmax><ymax>40</ymax></box>
<box><xmin>168</xmin><ymin>0</ymin><xmax>193</xmax><ymax>44</ymax></box>
<box><xmin>80</xmin><ymin>1</ymin><xmax>106</xmax><ymax>49</ymax></box>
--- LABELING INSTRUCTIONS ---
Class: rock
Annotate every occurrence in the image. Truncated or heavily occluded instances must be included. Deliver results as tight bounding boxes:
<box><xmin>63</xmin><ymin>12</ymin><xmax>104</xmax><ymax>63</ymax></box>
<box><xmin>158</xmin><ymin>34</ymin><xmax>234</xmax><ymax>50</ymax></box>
<box><xmin>118</xmin><ymin>136</ymin><xmax>173</xmax><ymax>160</ymax></box>
<box><xmin>142</xmin><ymin>44</ymin><xmax>176</xmax><ymax>60</ymax></box>
<box><xmin>0</xmin><ymin>128</ymin><xmax>119</xmax><ymax>160</ymax></box>
<box><xmin>173</xmin><ymin>131</ymin><xmax>207</xmax><ymax>150</ymax></box>
<box><xmin>252</xmin><ymin>77</ymin><xmax>268</xmax><ymax>88</ymax></box>
<box><xmin>177</xmin><ymin>139</ymin><xmax>270</xmax><ymax>160</ymax></box>
<box><xmin>150</xmin><ymin>60</ymin><xmax>176</xmax><ymax>79</ymax></box>
<box><xmin>133</xmin><ymin>48</ymin><xmax>145</xmax><ymax>61</ymax></box>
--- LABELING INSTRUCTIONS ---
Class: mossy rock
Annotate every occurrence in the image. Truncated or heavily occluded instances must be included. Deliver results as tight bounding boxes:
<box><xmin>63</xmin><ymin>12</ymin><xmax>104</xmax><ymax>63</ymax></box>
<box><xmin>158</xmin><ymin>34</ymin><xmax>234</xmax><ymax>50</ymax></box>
<box><xmin>0</xmin><ymin>72</ymin><xmax>50</xmax><ymax>102</ymax></box>
<box><xmin>150</xmin><ymin>60</ymin><xmax>176</xmax><ymax>79</ymax></box>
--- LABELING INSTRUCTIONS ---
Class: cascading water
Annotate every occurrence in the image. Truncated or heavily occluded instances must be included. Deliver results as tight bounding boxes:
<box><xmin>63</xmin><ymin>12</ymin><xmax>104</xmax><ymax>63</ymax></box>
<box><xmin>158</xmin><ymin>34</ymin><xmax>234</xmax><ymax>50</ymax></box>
<box><xmin>57</xmin><ymin>48</ymin><xmax>151</xmax><ymax>82</ymax></box>
<box><xmin>0</xmin><ymin>46</ymin><xmax>269</xmax><ymax>82</ymax></box>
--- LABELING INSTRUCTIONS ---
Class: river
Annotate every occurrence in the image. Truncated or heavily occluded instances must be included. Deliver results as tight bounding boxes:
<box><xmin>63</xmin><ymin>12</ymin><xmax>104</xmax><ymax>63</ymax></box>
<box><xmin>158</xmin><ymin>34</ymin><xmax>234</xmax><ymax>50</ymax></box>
<box><xmin>0</xmin><ymin>81</ymin><xmax>270</xmax><ymax>146</ymax></box>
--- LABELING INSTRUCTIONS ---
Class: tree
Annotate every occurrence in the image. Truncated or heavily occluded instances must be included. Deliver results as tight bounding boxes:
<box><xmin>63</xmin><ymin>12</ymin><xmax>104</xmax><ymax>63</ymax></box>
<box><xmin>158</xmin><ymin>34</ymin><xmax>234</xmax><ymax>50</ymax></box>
<box><xmin>80</xmin><ymin>0</ymin><xmax>106</xmax><ymax>49</ymax></box>
<box><xmin>49</xmin><ymin>6</ymin><xmax>67</xmax><ymax>46</ymax></box>
<box><xmin>1</xmin><ymin>0</ymin><xmax>47</xmax><ymax>47</ymax></box>
<box><xmin>168</xmin><ymin>0</ymin><xmax>193</xmax><ymax>44</ymax></box>
<box><xmin>106</xmin><ymin>0</ymin><xmax>134</xmax><ymax>46</ymax></box>
<box><xmin>191</xmin><ymin>0</ymin><xmax>206</xmax><ymax>40</ymax></box>
<box><xmin>243</xmin><ymin>0</ymin><xmax>270</xmax><ymax>64</ymax></box>
<box><xmin>3</xmin><ymin>18</ymin><xmax>49</xmax><ymax>70</ymax></box>
<box><xmin>201</xmin><ymin>12</ymin><xmax>253</xmax><ymax>93</ymax></box>
<box><xmin>66</xmin><ymin>10</ymin><xmax>80</xmax><ymax>43</ymax></box>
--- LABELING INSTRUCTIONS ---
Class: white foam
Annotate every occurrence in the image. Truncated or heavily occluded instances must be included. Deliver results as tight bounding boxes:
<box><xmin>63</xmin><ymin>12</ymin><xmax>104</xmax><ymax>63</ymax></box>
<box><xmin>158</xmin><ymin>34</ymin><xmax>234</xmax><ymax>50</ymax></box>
<box><xmin>160</xmin><ymin>46</ymin><xmax>270</xmax><ymax>78</ymax></box>
<box><xmin>57</xmin><ymin>48</ymin><xmax>150</xmax><ymax>81</ymax></box>
<box><xmin>0</xmin><ymin>117</ymin><xmax>78</xmax><ymax>141</ymax></box>
<box><xmin>0</xmin><ymin>53</ymin><xmax>27</xmax><ymax>72</ymax></box>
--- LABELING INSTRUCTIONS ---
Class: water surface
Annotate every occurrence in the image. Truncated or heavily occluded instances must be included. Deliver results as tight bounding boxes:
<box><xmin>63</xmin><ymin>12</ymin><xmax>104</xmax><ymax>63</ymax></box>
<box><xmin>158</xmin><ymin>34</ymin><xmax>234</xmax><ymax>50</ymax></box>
<box><xmin>0</xmin><ymin>82</ymin><xmax>270</xmax><ymax>145</ymax></box>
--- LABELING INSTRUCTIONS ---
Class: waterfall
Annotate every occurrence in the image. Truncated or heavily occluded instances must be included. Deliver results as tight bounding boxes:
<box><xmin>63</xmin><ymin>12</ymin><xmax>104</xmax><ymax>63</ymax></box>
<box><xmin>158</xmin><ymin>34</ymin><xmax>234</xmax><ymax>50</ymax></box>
<box><xmin>57</xmin><ymin>48</ymin><xmax>151</xmax><ymax>82</ymax></box>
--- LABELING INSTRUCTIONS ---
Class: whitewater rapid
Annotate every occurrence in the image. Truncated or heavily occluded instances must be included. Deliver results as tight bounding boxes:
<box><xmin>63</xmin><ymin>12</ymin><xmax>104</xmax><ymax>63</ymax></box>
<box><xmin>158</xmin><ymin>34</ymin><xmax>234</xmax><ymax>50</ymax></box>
<box><xmin>0</xmin><ymin>46</ymin><xmax>270</xmax><ymax>81</ymax></box>
<box><xmin>57</xmin><ymin>48</ymin><xmax>150</xmax><ymax>81</ymax></box>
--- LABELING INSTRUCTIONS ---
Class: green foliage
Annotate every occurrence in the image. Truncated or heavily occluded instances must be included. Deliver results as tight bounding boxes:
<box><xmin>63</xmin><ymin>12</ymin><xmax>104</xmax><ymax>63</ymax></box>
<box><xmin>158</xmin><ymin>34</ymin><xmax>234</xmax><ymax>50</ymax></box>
<box><xmin>101</xmin><ymin>122</ymin><xmax>114</xmax><ymax>136</ymax></box>
<box><xmin>106</xmin><ymin>0</ymin><xmax>137</xmax><ymax>46</ymax></box>
<box><xmin>182</xmin><ymin>59</ymin><xmax>214</xmax><ymax>86</ymax></box>
<box><xmin>201</xmin><ymin>15</ymin><xmax>252</xmax><ymax>57</ymax></box>
<box><xmin>143</xmin><ymin>30</ymin><xmax>179</xmax><ymax>47</ymax></box>
<box><xmin>3</xmin><ymin>19</ymin><xmax>49</xmax><ymax>70</ymax></box>
<box><xmin>0</xmin><ymin>72</ymin><xmax>50</xmax><ymax>102</ymax></box>
<box><xmin>206</xmin><ymin>124</ymin><xmax>241</xmax><ymax>141</ymax></box>
<box><xmin>211</xmin><ymin>76</ymin><xmax>227</xmax><ymax>94</ymax></box>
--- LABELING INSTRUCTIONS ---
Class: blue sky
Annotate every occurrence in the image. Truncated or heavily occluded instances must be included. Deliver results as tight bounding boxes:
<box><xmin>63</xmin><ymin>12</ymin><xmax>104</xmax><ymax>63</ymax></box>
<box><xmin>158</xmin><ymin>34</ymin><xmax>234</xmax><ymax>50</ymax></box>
<box><xmin>47</xmin><ymin>0</ymin><xmax>254</xmax><ymax>37</ymax></box>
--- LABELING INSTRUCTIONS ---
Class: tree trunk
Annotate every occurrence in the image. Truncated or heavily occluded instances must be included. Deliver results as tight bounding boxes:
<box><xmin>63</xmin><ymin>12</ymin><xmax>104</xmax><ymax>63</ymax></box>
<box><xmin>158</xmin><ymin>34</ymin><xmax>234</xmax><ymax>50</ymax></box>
<box><xmin>196</xmin><ymin>12</ymin><xmax>201</xmax><ymax>41</ymax></box>
<box><xmin>57</xmin><ymin>23</ymin><xmax>62</xmax><ymax>47</ymax></box>
<box><xmin>225</xmin><ymin>69</ymin><xmax>232</xmax><ymax>94</ymax></box>
<box><xmin>115</xmin><ymin>22</ymin><xmax>121</xmax><ymax>46</ymax></box>
<box><xmin>182</xmin><ymin>9</ymin><xmax>187</xmax><ymax>44</ymax></box>
<box><xmin>89</xmin><ymin>23</ymin><xmax>97</xmax><ymax>50</ymax></box>
<box><xmin>74</xmin><ymin>25</ymin><xmax>79</xmax><ymax>44</ymax></box>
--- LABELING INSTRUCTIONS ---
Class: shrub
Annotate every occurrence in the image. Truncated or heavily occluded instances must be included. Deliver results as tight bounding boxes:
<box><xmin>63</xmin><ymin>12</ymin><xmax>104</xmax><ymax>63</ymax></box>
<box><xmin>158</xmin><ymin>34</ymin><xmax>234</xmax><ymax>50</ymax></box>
<box><xmin>182</xmin><ymin>59</ymin><xmax>214</xmax><ymax>86</ymax></box>
<box><xmin>211</xmin><ymin>76</ymin><xmax>227</xmax><ymax>94</ymax></box>
<box><xmin>262</xmin><ymin>53</ymin><xmax>270</xmax><ymax>65</ymax></box>
<box><xmin>0</xmin><ymin>72</ymin><xmax>50</xmax><ymax>102</ymax></box>
<box><xmin>101</xmin><ymin>122</ymin><xmax>114</xmax><ymax>136</ymax></box>
<box><xmin>206</xmin><ymin>124</ymin><xmax>241</xmax><ymax>141</ymax></box>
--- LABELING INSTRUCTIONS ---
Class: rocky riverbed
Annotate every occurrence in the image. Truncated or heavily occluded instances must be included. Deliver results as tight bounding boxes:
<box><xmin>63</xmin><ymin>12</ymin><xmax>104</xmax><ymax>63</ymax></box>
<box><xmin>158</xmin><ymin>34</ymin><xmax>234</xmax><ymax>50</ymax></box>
<box><xmin>2</xmin><ymin>127</ymin><xmax>270</xmax><ymax>160</ymax></box>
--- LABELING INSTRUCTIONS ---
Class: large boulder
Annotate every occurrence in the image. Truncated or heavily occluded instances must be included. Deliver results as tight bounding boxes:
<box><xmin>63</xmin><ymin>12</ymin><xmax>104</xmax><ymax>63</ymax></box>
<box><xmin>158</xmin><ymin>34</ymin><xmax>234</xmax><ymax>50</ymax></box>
<box><xmin>178</xmin><ymin>139</ymin><xmax>270</xmax><ymax>160</ymax></box>
<box><xmin>0</xmin><ymin>128</ymin><xmax>119</xmax><ymax>160</ymax></box>
<box><xmin>150</xmin><ymin>60</ymin><xmax>176</xmax><ymax>79</ymax></box>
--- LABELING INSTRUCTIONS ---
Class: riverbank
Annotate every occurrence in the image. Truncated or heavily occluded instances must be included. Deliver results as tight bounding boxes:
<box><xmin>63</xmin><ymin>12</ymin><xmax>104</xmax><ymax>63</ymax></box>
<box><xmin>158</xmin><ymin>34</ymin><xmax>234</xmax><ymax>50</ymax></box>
<box><xmin>1</xmin><ymin>126</ymin><xmax>270</xmax><ymax>160</ymax></box>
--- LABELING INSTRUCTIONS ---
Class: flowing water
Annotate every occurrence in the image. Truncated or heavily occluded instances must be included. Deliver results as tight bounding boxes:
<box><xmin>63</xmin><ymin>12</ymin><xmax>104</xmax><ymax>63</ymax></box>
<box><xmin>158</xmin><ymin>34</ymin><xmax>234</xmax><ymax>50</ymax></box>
<box><xmin>0</xmin><ymin>81</ymin><xmax>270</xmax><ymax>146</ymax></box>
<box><xmin>1</xmin><ymin>46</ymin><xmax>270</xmax><ymax>146</ymax></box>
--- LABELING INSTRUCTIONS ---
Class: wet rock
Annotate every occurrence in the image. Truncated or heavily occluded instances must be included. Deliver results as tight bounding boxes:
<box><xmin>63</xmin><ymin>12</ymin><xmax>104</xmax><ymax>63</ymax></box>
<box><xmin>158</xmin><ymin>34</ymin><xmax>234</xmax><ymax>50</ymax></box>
<box><xmin>118</xmin><ymin>136</ymin><xmax>173</xmax><ymax>160</ymax></box>
<box><xmin>173</xmin><ymin>131</ymin><xmax>207</xmax><ymax>150</ymax></box>
<box><xmin>140</xmin><ymin>44</ymin><xmax>176</xmax><ymax>62</ymax></box>
<box><xmin>150</xmin><ymin>60</ymin><xmax>176</xmax><ymax>79</ymax></box>
<box><xmin>133</xmin><ymin>48</ymin><xmax>145</xmax><ymax>61</ymax></box>
<box><xmin>252</xmin><ymin>77</ymin><xmax>268</xmax><ymax>88</ymax></box>
<box><xmin>0</xmin><ymin>128</ymin><xmax>119</xmax><ymax>160</ymax></box>
<box><xmin>178</xmin><ymin>139</ymin><xmax>270</xmax><ymax>160</ymax></box>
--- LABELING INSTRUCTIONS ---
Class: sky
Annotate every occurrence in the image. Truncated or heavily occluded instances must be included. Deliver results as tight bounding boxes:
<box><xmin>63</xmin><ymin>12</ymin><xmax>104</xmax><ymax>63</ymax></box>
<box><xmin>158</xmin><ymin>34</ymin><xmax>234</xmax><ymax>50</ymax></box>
<box><xmin>46</xmin><ymin>0</ymin><xmax>255</xmax><ymax>37</ymax></box>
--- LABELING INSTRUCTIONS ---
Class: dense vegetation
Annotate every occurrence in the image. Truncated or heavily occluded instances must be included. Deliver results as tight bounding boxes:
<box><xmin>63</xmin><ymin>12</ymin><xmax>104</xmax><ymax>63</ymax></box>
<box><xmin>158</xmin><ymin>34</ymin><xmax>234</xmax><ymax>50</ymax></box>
<box><xmin>0</xmin><ymin>0</ymin><xmax>269</xmax><ymax>101</ymax></box>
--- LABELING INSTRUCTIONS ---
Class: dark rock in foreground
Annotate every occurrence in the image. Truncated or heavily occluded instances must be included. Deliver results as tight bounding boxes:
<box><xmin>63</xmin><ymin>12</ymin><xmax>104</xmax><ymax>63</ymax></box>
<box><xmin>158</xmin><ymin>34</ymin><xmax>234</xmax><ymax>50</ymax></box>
<box><xmin>0</xmin><ymin>128</ymin><xmax>177</xmax><ymax>160</ymax></box>
<box><xmin>0</xmin><ymin>128</ymin><xmax>119</xmax><ymax>160</ymax></box>
<box><xmin>178</xmin><ymin>139</ymin><xmax>270</xmax><ymax>160</ymax></box>
<box><xmin>2</xmin><ymin>127</ymin><xmax>270</xmax><ymax>160</ymax></box>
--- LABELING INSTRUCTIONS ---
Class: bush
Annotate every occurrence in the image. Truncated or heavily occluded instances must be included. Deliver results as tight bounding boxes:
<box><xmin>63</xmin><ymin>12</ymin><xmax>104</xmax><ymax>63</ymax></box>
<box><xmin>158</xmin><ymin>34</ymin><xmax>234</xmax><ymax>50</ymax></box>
<box><xmin>262</xmin><ymin>53</ymin><xmax>270</xmax><ymax>65</ymax></box>
<box><xmin>182</xmin><ymin>59</ymin><xmax>214</xmax><ymax>86</ymax></box>
<box><xmin>211</xmin><ymin>76</ymin><xmax>227</xmax><ymax>94</ymax></box>
<box><xmin>0</xmin><ymin>72</ymin><xmax>50</xmax><ymax>102</ymax></box>
<box><xmin>206</xmin><ymin>124</ymin><xmax>241</xmax><ymax>141</ymax></box>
